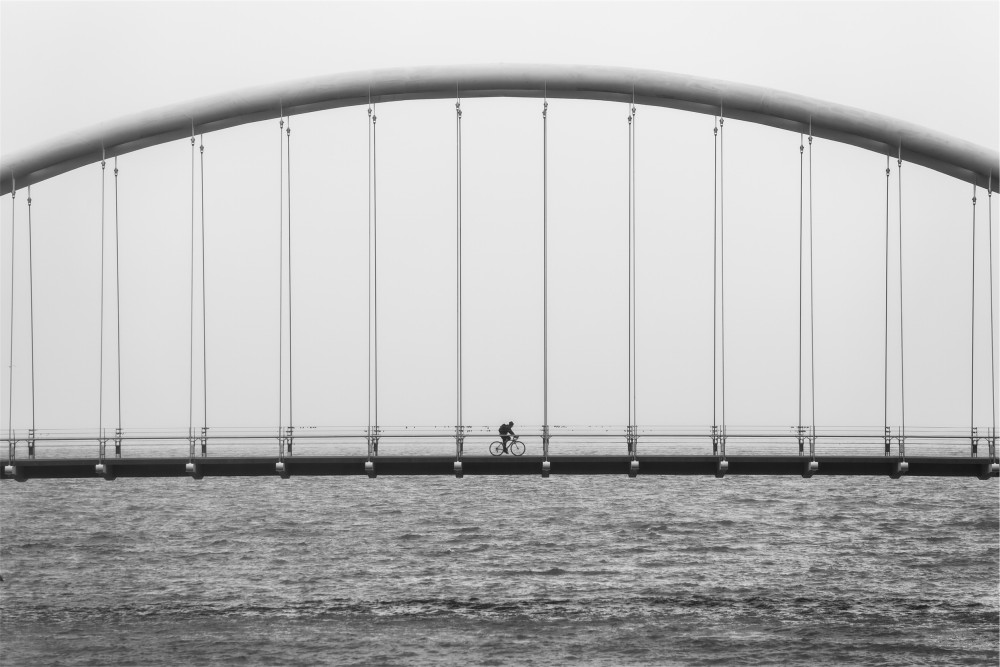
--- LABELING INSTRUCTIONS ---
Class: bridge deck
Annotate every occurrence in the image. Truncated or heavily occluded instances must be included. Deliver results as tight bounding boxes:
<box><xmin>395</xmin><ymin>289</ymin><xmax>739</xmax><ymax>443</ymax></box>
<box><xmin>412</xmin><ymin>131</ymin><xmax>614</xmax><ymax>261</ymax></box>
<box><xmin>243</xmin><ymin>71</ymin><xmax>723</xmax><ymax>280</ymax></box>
<box><xmin>2</xmin><ymin>455</ymin><xmax>997</xmax><ymax>481</ymax></box>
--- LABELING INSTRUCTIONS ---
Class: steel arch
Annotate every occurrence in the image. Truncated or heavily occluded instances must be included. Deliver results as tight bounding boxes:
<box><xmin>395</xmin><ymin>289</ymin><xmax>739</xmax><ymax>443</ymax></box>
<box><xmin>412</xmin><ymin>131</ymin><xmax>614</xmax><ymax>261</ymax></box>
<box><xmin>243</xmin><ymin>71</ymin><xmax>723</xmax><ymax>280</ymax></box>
<box><xmin>1</xmin><ymin>64</ymin><xmax>997</xmax><ymax>196</ymax></box>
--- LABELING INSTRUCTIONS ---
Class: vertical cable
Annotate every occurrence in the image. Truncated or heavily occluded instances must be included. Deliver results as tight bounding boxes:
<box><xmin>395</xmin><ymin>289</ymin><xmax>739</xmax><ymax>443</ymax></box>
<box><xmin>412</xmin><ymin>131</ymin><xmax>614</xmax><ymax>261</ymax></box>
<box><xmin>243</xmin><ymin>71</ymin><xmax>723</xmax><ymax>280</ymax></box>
<box><xmin>719</xmin><ymin>117</ymin><xmax>726</xmax><ymax>430</ymax></box>
<box><xmin>373</xmin><ymin>108</ymin><xmax>378</xmax><ymax>433</ymax></box>
<box><xmin>798</xmin><ymin>135</ymin><xmax>804</xmax><ymax>433</ymax></box>
<box><xmin>971</xmin><ymin>183</ymin><xmax>977</xmax><ymax>438</ymax></box>
<box><xmin>189</xmin><ymin>133</ymin><xmax>196</xmax><ymax>438</ymax></box>
<box><xmin>287</xmin><ymin>118</ymin><xmax>293</xmax><ymax>435</ymax></box>
<box><xmin>200</xmin><ymin>137</ymin><xmax>207</xmax><ymax>434</ymax></box>
<box><xmin>27</xmin><ymin>187</ymin><xmax>35</xmax><ymax>437</ymax></box>
<box><xmin>114</xmin><ymin>159</ymin><xmax>121</xmax><ymax>434</ymax></box>
<box><xmin>897</xmin><ymin>152</ymin><xmax>905</xmax><ymax>439</ymax></box>
<box><xmin>808</xmin><ymin>133</ymin><xmax>816</xmax><ymax>441</ymax></box>
<box><xmin>7</xmin><ymin>184</ymin><xmax>15</xmax><ymax>444</ymax></box>
<box><xmin>627</xmin><ymin>106</ymin><xmax>632</xmax><ymax>430</ymax></box>
<box><xmin>542</xmin><ymin>96</ymin><xmax>548</xmax><ymax>440</ymax></box>
<box><xmin>367</xmin><ymin>105</ymin><xmax>372</xmax><ymax>438</ymax></box>
<box><xmin>631</xmin><ymin>102</ymin><xmax>638</xmax><ymax>428</ymax></box>
<box><xmin>100</xmin><ymin>155</ymin><xmax>107</xmax><ymax>439</ymax></box>
<box><xmin>456</xmin><ymin>98</ymin><xmax>463</xmax><ymax>435</ymax></box>
<box><xmin>989</xmin><ymin>181</ymin><xmax>996</xmax><ymax>445</ymax></box>
<box><xmin>627</xmin><ymin>101</ymin><xmax>638</xmax><ymax>431</ymax></box>
<box><xmin>712</xmin><ymin>120</ymin><xmax>718</xmax><ymax>431</ymax></box>
<box><xmin>366</xmin><ymin>103</ymin><xmax>379</xmax><ymax>435</ymax></box>
<box><xmin>884</xmin><ymin>156</ymin><xmax>890</xmax><ymax>441</ymax></box>
<box><xmin>277</xmin><ymin>117</ymin><xmax>285</xmax><ymax>437</ymax></box>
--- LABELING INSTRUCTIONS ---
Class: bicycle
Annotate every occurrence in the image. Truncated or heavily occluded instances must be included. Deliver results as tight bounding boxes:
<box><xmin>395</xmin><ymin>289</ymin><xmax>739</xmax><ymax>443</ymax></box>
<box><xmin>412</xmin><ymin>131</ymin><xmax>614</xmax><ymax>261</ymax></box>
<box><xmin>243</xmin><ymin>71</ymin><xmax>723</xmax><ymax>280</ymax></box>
<box><xmin>489</xmin><ymin>438</ymin><xmax>525</xmax><ymax>456</ymax></box>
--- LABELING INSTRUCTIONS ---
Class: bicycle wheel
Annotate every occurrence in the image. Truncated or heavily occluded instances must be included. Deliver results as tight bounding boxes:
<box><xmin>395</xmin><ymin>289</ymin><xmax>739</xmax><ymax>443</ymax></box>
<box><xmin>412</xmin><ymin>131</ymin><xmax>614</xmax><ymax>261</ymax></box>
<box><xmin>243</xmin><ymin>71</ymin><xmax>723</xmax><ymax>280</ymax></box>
<box><xmin>510</xmin><ymin>440</ymin><xmax>525</xmax><ymax>456</ymax></box>
<box><xmin>489</xmin><ymin>441</ymin><xmax>505</xmax><ymax>456</ymax></box>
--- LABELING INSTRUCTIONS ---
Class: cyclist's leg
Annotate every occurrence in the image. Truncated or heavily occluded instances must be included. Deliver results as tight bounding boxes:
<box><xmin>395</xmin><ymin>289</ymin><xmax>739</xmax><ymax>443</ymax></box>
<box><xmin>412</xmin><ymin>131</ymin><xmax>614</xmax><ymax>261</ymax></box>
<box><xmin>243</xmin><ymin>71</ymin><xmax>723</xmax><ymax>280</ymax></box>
<box><xmin>501</xmin><ymin>435</ymin><xmax>510</xmax><ymax>453</ymax></box>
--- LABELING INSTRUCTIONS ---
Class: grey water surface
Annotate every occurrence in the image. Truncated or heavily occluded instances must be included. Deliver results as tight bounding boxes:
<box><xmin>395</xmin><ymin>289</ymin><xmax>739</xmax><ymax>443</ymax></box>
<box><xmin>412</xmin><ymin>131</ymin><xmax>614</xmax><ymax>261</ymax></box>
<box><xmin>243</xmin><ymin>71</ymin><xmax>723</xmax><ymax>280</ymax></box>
<box><xmin>1</xmin><ymin>474</ymin><xmax>997</xmax><ymax>666</ymax></box>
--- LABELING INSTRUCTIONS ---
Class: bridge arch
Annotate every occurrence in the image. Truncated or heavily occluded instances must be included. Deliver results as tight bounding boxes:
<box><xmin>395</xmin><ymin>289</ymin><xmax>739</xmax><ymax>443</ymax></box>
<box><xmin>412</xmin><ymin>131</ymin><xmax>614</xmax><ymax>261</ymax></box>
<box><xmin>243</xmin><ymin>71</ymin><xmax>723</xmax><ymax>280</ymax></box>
<box><xmin>1</xmin><ymin>64</ymin><xmax>997</xmax><ymax>196</ymax></box>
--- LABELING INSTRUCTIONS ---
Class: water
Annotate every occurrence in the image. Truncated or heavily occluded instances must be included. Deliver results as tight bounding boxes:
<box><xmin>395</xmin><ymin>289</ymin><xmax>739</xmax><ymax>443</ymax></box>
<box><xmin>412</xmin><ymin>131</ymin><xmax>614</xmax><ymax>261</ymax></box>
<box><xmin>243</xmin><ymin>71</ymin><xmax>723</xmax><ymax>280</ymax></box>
<box><xmin>2</xmin><ymin>475</ymin><xmax>997</xmax><ymax>665</ymax></box>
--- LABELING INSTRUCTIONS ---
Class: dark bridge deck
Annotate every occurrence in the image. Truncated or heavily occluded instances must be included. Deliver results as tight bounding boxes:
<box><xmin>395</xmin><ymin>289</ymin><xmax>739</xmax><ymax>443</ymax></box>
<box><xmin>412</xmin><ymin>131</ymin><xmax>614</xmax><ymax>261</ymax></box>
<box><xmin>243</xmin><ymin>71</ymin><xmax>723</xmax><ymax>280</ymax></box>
<box><xmin>3</xmin><ymin>455</ymin><xmax>997</xmax><ymax>481</ymax></box>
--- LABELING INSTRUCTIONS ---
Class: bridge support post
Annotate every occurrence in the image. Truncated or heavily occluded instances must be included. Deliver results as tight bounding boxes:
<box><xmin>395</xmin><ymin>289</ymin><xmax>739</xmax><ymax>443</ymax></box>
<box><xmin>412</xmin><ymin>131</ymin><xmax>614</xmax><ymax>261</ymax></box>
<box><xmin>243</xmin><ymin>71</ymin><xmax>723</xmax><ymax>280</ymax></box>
<box><xmin>97</xmin><ymin>431</ymin><xmax>114</xmax><ymax>480</ymax></box>
<box><xmin>188</xmin><ymin>428</ymin><xmax>197</xmax><ymax>461</ymax></box>
<box><xmin>626</xmin><ymin>425</ymin><xmax>638</xmax><ymax>457</ymax></box>
<box><xmin>970</xmin><ymin>427</ymin><xmax>979</xmax><ymax>457</ymax></box>
<box><xmin>884</xmin><ymin>426</ymin><xmax>891</xmax><ymax>456</ymax></box>
<box><xmin>454</xmin><ymin>426</ymin><xmax>464</xmax><ymax>478</ymax></box>
<box><xmin>542</xmin><ymin>425</ymin><xmax>551</xmax><ymax>478</ymax></box>
<box><xmin>200</xmin><ymin>427</ymin><xmax>208</xmax><ymax>457</ymax></box>
<box><xmin>114</xmin><ymin>427</ymin><xmax>122</xmax><ymax>458</ymax></box>
<box><xmin>627</xmin><ymin>426</ymin><xmax>639</xmax><ymax>478</ymax></box>
<box><xmin>286</xmin><ymin>426</ymin><xmax>294</xmax><ymax>457</ymax></box>
<box><xmin>28</xmin><ymin>429</ymin><xmax>35</xmax><ymax>459</ymax></box>
<box><xmin>798</xmin><ymin>425</ymin><xmax>806</xmax><ymax>455</ymax></box>
<box><xmin>366</xmin><ymin>428</ymin><xmax>379</xmax><ymax>479</ymax></box>
<box><xmin>711</xmin><ymin>425</ymin><xmax>718</xmax><ymax>456</ymax></box>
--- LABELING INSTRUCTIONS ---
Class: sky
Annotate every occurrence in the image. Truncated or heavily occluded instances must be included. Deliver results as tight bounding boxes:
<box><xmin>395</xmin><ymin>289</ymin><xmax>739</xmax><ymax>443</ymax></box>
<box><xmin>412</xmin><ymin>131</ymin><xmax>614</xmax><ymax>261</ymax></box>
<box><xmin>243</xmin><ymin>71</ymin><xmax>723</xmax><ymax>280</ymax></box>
<box><xmin>1</xmin><ymin>1</ymin><xmax>998</xmax><ymax>443</ymax></box>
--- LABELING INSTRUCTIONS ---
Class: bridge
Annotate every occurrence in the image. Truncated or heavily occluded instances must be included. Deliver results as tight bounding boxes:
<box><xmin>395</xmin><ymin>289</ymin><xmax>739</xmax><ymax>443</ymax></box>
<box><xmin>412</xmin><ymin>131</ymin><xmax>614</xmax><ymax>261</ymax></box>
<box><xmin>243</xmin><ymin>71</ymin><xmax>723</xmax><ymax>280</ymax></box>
<box><xmin>2</xmin><ymin>65</ymin><xmax>998</xmax><ymax>481</ymax></box>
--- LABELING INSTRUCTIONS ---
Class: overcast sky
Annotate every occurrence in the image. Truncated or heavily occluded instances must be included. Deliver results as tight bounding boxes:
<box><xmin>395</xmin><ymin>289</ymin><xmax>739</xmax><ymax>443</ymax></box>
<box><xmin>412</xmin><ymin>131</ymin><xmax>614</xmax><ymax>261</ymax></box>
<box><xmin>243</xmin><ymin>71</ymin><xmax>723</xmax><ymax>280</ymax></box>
<box><xmin>1</xmin><ymin>1</ymin><xmax>998</xmax><ymax>442</ymax></box>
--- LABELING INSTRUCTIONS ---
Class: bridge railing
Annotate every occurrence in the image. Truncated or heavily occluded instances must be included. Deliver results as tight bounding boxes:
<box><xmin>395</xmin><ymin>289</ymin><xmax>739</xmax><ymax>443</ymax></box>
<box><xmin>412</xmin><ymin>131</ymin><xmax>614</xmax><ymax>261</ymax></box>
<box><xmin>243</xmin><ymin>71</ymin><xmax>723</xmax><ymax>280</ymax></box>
<box><xmin>4</xmin><ymin>424</ymin><xmax>997</xmax><ymax>461</ymax></box>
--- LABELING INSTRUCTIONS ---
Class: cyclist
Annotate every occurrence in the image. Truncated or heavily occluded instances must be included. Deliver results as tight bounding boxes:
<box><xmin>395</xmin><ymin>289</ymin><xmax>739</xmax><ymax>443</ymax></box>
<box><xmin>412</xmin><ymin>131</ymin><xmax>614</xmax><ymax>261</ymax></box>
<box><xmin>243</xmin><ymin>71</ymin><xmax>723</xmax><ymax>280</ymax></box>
<box><xmin>498</xmin><ymin>421</ymin><xmax>517</xmax><ymax>454</ymax></box>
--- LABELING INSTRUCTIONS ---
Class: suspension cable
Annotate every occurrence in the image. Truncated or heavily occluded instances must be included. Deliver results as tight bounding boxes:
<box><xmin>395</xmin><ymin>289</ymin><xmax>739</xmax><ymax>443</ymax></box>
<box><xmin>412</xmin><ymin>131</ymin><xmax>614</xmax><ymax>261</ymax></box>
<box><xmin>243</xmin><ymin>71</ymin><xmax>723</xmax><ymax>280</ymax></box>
<box><xmin>456</xmin><ymin>97</ymin><xmax>463</xmax><ymax>434</ymax></box>
<box><xmin>200</xmin><ymin>136</ymin><xmax>207</xmax><ymax>435</ymax></box>
<box><xmin>971</xmin><ymin>182</ymin><xmax>977</xmax><ymax>437</ymax></box>
<box><xmin>100</xmin><ymin>154</ymin><xmax>106</xmax><ymax>439</ymax></box>
<box><xmin>367</xmin><ymin>102</ymin><xmax>379</xmax><ymax>437</ymax></box>
<box><xmin>286</xmin><ymin>117</ymin><xmax>293</xmax><ymax>435</ymax></box>
<box><xmin>798</xmin><ymin>135</ymin><xmax>804</xmax><ymax>433</ymax></box>
<box><xmin>373</xmin><ymin>106</ymin><xmax>379</xmax><ymax>433</ymax></box>
<box><xmin>719</xmin><ymin>116</ymin><xmax>726</xmax><ymax>430</ymax></box>
<box><xmin>7</xmin><ymin>182</ymin><xmax>15</xmax><ymax>444</ymax></box>
<box><xmin>114</xmin><ymin>158</ymin><xmax>121</xmax><ymax>435</ymax></box>
<box><xmin>277</xmin><ymin>116</ymin><xmax>285</xmax><ymax>437</ymax></box>
<box><xmin>542</xmin><ymin>95</ymin><xmax>549</xmax><ymax>441</ymax></box>
<box><xmin>28</xmin><ymin>186</ymin><xmax>35</xmax><ymax>437</ymax></box>
<box><xmin>808</xmin><ymin>131</ymin><xmax>816</xmax><ymax>441</ymax></box>
<box><xmin>898</xmin><ymin>150</ymin><xmax>906</xmax><ymax>439</ymax></box>
<box><xmin>989</xmin><ymin>176</ymin><xmax>996</xmax><ymax>444</ymax></box>
<box><xmin>189</xmin><ymin>132</ymin><xmax>196</xmax><ymax>438</ymax></box>
<box><xmin>713</xmin><ymin>119</ymin><xmax>718</xmax><ymax>431</ymax></box>
<box><xmin>367</xmin><ymin>104</ymin><xmax>372</xmax><ymax>438</ymax></box>
<box><xmin>884</xmin><ymin>156</ymin><xmax>890</xmax><ymax>440</ymax></box>
<box><xmin>632</xmin><ymin>100</ymin><xmax>637</xmax><ymax>429</ymax></box>
<box><xmin>627</xmin><ymin>101</ymin><xmax>637</xmax><ymax>429</ymax></box>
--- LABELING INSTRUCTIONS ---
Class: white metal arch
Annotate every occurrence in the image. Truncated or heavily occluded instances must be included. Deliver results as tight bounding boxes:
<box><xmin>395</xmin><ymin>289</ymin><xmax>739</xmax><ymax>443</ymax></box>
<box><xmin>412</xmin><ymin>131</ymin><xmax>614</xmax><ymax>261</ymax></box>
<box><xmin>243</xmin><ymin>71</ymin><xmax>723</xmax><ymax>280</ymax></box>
<box><xmin>1</xmin><ymin>64</ymin><xmax>997</xmax><ymax>196</ymax></box>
